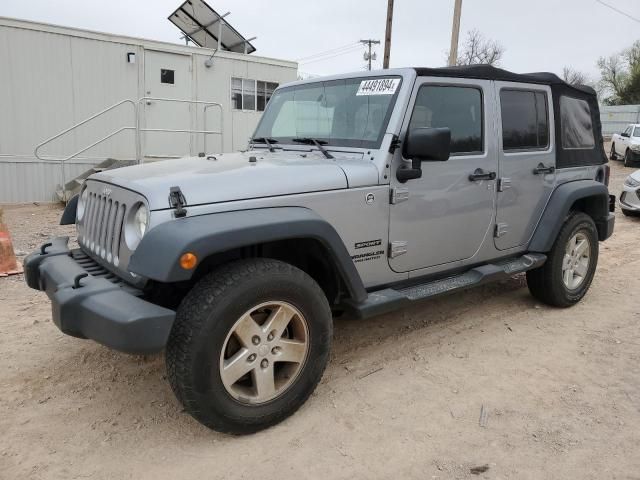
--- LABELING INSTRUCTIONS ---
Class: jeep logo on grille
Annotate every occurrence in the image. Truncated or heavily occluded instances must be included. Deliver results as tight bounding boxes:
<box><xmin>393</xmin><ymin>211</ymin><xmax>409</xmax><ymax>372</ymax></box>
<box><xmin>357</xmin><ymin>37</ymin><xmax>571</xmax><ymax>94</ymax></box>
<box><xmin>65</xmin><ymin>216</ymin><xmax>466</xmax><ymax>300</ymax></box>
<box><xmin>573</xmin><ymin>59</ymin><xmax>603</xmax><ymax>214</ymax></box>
<box><xmin>102</xmin><ymin>187</ymin><xmax>112</xmax><ymax>197</ymax></box>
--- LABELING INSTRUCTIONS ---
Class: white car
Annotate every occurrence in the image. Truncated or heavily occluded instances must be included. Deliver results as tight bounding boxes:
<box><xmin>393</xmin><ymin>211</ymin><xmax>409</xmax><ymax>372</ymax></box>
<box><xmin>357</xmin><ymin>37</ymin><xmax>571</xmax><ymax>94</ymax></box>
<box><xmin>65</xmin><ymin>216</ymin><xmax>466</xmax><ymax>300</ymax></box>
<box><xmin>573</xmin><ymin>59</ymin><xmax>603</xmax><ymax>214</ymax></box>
<box><xmin>620</xmin><ymin>169</ymin><xmax>640</xmax><ymax>217</ymax></box>
<box><xmin>610</xmin><ymin>123</ymin><xmax>640</xmax><ymax>167</ymax></box>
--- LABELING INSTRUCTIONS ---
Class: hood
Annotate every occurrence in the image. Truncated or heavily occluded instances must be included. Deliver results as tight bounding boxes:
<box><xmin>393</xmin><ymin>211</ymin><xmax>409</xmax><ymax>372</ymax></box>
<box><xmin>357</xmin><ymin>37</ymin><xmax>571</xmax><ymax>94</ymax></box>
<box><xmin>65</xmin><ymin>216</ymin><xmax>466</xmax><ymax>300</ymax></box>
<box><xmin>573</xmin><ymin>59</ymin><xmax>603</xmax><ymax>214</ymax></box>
<box><xmin>91</xmin><ymin>150</ymin><xmax>377</xmax><ymax>209</ymax></box>
<box><xmin>629</xmin><ymin>169</ymin><xmax>640</xmax><ymax>183</ymax></box>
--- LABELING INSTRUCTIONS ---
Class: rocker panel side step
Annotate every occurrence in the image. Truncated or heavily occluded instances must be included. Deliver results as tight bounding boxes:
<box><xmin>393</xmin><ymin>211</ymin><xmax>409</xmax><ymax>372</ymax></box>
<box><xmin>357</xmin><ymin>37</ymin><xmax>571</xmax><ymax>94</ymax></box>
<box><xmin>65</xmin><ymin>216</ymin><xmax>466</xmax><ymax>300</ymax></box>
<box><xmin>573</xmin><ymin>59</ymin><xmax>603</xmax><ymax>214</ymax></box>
<box><xmin>345</xmin><ymin>253</ymin><xmax>546</xmax><ymax>319</ymax></box>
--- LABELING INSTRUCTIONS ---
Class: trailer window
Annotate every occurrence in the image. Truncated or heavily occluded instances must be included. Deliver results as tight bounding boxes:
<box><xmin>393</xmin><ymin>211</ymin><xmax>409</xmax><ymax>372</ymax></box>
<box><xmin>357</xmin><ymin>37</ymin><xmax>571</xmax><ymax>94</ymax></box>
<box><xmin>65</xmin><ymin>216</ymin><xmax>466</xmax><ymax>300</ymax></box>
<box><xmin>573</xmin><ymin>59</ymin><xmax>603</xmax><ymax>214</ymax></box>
<box><xmin>560</xmin><ymin>96</ymin><xmax>595</xmax><ymax>149</ymax></box>
<box><xmin>160</xmin><ymin>69</ymin><xmax>175</xmax><ymax>85</ymax></box>
<box><xmin>231</xmin><ymin>78</ymin><xmax>279</xmax><ymax>111</ymax></box>
<box><xmin>500</xmin><ymin>90</ymin><xmax>549</xmax><ymax>150</ymax></box>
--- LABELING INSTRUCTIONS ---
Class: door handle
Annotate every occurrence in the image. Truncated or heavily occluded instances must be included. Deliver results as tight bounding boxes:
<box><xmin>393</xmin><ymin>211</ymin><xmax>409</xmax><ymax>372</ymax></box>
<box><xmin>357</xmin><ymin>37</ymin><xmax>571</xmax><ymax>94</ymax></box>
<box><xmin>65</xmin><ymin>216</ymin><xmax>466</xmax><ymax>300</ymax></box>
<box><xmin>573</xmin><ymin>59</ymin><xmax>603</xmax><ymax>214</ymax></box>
<box><xmin>468</xmin><ymin>168</ymin><xmax>496</xmax><ymax>181</ymax></box>
<box><xmin>533</xmin><ymin>163</ymin><xmax>555</xmax><ymax>175</ymax></box>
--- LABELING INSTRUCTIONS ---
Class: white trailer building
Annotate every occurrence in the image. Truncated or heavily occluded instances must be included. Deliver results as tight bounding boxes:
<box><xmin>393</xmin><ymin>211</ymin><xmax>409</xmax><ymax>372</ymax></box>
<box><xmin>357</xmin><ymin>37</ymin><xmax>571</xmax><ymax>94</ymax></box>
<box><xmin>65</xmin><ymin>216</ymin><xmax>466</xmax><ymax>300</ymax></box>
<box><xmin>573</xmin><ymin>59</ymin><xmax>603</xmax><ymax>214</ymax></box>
<box><xmin>0</xmin><ymin>16</ymin><xmax>297</xmax><ymax>203</ymax></box>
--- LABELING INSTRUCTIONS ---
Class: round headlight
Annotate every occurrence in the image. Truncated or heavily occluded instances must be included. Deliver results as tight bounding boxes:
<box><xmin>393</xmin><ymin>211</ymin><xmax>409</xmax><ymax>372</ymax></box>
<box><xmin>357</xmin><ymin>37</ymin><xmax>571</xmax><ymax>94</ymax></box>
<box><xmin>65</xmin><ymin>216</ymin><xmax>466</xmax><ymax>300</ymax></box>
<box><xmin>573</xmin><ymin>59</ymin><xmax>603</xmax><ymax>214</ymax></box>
<box><xmin>77</xmin><ymin>187</ymin><xmax>88</xmax><ymax>221</ymax></box>
<box><xmin>125</xmin><ymin>203</ymin><xmax>150</xmax><ymax>250</ymax></box>
<box><xmin>134</xmin><ymin>204</ymin><xmax>149</xmax><ymax>237</ymax></box>
<box><xmin>624</xmin><ymin>176</ymin><xmax>640</xmax><ymax>188</ymax></box>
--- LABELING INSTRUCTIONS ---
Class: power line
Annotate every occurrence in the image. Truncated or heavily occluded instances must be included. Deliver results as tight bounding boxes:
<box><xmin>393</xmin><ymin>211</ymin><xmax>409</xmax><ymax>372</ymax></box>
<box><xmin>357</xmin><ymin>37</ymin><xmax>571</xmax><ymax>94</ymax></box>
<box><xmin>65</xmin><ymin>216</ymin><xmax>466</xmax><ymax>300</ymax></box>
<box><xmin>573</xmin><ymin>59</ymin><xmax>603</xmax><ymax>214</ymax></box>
<box><xmin>595</xmin><ymin>0</ymin><xmax>640</xmax><ymax>23</ymax></box>
<box><xmin>298</xmin><ymin>45</ymin><xmax>362</xmax><ymax>65</ymax></box>
<box><xmin>296</xmin><ymin>42</ymin><xmax>360</xmax><ymax>62</ymax></box>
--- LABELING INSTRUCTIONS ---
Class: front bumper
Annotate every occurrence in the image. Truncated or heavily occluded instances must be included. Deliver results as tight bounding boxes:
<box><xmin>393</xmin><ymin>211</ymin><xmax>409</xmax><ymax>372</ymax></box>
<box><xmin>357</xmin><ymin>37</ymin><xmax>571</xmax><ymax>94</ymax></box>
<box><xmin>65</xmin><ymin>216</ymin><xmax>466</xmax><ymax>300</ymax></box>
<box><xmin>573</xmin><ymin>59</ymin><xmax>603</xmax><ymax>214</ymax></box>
<box><xmin>24</xmin><ymin>237</ymin><xmax>175</xmax><ymax>354</ymax></box>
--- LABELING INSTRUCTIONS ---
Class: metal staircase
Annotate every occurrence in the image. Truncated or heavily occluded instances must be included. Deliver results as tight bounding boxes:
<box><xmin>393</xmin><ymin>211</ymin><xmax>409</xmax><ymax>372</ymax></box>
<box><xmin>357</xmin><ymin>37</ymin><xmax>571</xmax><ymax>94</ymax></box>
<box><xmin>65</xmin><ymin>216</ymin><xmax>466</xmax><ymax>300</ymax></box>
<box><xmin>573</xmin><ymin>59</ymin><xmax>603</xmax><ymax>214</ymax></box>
<box><xmin>55</xmin><ymin>158</ymin><xmax>137</xmax><ymax>202</ymax></box>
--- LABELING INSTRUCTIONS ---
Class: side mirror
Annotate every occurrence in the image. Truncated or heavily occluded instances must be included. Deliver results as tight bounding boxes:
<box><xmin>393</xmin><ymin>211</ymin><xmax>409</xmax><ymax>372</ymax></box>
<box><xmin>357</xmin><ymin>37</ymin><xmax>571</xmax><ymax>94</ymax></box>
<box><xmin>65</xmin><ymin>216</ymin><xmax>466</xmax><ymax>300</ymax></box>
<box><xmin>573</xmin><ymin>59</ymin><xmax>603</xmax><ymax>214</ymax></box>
<box><xmin>622</xmin><ymin>132</ymin><xmax>630</xmax><ymax>138</ymax></box>
<box><xmin>397</xmin><ymin>127</ymin><xmax>451</xmax><ymax>183</ymax></box>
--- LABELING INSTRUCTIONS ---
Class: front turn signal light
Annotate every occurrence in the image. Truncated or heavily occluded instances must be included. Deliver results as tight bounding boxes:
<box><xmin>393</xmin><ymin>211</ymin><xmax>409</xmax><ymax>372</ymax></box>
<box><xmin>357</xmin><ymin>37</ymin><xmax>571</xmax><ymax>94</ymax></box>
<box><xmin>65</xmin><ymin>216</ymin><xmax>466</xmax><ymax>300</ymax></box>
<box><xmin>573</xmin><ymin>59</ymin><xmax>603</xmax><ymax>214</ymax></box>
<box><xmin>179</xmin><ymin>252</ymin><xmax>198</xmax><ymax>270</ymax></box>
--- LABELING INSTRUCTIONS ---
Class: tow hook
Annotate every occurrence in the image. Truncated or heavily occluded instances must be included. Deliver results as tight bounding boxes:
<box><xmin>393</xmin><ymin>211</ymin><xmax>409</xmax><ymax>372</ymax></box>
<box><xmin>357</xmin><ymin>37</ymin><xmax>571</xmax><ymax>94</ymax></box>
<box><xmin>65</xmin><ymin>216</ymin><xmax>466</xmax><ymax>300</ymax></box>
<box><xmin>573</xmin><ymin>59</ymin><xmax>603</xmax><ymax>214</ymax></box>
<box><xmin>73</xmin><ymin>273</ymin><xmax>88</xmax><ymax>289</ymax></box>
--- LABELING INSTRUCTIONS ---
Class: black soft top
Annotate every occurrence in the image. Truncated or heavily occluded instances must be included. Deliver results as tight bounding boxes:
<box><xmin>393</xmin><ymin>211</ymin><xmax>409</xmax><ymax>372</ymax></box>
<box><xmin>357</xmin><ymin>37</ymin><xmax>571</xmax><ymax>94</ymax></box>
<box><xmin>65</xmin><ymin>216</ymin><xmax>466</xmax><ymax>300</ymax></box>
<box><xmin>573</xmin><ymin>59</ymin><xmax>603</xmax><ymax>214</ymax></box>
<box><xmin>414</xmin><ymin>65</ymin><xmax>605</xmax><ymax>168</ymax></box>
<box><xmin>414</xmin><ymin>65</ymin><xmax>596</xmax><ymax>96</ymax></box>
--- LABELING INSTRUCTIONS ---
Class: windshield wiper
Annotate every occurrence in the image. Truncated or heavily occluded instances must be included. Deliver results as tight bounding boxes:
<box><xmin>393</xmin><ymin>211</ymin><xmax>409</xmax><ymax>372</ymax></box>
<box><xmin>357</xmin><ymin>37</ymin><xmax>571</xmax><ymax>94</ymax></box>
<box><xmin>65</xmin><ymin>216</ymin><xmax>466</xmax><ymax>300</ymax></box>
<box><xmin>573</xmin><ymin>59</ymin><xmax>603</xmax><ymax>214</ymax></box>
<box><xmin>251</xmin><ymin>137</ymin><xmax>280</xmax><ymax>152</ymax></box>
<box><xmin>292</xmin><ymin>137</ymin><xmax>334</xmax><ymax>159</ymax></box>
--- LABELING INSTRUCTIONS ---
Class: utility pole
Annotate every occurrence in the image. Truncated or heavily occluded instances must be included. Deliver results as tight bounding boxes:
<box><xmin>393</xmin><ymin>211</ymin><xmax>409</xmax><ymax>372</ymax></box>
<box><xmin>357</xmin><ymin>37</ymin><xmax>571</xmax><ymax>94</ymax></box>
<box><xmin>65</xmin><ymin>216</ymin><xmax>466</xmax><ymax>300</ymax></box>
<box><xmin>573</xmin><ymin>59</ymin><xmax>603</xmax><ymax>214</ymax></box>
<box><xmin>360</xmin><ymin>39</ymin><xmax>381</xmax><ymax>70</ymax></box>
<box><xmin>448</xmin><ymin>0</ymin><xmax>463</xmax><ymax>66</ymax></box>
<box><xmin>383</xmin><ymin>0</ymin><xmax>394</xmax><ymax>69</ymax></box>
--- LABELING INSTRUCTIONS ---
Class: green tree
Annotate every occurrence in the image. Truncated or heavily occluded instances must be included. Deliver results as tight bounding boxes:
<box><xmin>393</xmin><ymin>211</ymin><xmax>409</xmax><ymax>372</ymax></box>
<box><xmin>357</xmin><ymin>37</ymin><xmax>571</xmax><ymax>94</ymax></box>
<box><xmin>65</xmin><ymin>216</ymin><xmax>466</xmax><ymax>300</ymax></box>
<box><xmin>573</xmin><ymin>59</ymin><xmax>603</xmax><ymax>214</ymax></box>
<box><xmin>597</xmin><ymin>40</ymin><xmax>640</xmax><ymax>105</ymax></box>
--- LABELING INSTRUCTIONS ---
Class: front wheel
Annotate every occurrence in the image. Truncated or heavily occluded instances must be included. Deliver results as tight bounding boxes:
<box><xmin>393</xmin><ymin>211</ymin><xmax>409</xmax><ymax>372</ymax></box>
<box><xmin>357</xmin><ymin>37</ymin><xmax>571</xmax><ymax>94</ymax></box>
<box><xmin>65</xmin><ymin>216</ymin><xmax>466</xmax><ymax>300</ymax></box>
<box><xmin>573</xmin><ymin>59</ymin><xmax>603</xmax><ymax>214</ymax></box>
<box><xmin>610</xmin><ymin>143</ymin><xmax>617</xmax><ymax>160</ymax></box>
<box><xmin>166</xmin><ymin>258</ymin><xmax>332</xmax><ymax>434</ymax></box>
<box><xmin>526</xmin><ymin>212</ymin><xmax>599</xmax><ymax>307</ymax></box>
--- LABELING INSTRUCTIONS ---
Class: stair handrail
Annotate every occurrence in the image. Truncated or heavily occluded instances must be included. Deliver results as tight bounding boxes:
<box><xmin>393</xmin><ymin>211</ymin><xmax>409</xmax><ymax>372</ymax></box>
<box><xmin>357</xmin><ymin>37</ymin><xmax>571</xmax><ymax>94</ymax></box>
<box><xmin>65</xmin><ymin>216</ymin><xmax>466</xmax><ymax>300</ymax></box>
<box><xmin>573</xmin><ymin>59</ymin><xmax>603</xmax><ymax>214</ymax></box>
<box><xmin>34</xmin><ymin>99</ymin><xmax>138</xmax><ymax>162</ymax></box>
<box><xmin>137</xmin><ymin>97</ymin><xmax>224</xmax><ymax>161</ymax></box>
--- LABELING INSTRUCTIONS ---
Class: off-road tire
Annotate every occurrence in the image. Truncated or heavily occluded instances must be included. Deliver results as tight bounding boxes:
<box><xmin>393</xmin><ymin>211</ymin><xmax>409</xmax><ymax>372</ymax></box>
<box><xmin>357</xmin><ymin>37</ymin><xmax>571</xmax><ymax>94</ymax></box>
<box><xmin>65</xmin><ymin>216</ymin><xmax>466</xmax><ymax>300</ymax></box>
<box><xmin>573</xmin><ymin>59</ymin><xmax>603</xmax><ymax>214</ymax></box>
<box><xmin>166</xmin><ymin>258</ymin><xmax>332</xmax><ymax>434</ymax></box>
<box><xmin>526</xmin><ymin>212</ymin><xmax>599</xmax><ymax>308</ymax></box>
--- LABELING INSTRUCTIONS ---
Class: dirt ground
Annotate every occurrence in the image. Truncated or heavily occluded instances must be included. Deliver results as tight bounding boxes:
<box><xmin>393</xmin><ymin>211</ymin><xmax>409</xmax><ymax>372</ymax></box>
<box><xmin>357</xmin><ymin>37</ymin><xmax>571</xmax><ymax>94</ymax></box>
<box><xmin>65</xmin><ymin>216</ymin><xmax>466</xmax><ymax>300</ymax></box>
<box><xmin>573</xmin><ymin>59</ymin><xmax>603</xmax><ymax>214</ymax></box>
<box><xmin>1</xmin><ymin>154</ymin><xmax>639</xmax><ymax>480</ymax></box>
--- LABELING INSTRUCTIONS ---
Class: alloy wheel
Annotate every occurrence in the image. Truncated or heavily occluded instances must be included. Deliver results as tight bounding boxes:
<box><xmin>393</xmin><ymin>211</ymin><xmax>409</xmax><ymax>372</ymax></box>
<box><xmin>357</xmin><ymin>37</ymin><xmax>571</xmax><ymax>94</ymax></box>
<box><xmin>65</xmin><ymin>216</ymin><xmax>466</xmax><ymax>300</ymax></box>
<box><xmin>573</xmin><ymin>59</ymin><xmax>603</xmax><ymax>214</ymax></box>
<box><xmin>562</xmin><ymin>232</ymin><xmax>591</xmax><ymax>290</ymax></box>
<box><xmin>219</xmin><ymin>301</ymin><xmax>309</xmax><ymax>404</ymax></box>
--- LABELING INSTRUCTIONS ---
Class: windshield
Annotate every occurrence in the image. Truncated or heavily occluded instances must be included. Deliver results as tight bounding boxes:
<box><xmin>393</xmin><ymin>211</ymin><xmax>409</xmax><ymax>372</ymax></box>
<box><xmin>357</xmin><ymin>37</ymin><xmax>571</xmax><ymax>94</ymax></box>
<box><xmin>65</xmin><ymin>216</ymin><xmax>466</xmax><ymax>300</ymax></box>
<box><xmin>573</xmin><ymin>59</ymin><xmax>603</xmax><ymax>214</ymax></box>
<box><xmin>252</xmin><ymin>76</ymin><xmax>402</xmax><ymax>149</ymax></box>
<box><xmin>634</xmin><ymin>127</ymin><xmax>640</xmax><ymax>138</ymax></box>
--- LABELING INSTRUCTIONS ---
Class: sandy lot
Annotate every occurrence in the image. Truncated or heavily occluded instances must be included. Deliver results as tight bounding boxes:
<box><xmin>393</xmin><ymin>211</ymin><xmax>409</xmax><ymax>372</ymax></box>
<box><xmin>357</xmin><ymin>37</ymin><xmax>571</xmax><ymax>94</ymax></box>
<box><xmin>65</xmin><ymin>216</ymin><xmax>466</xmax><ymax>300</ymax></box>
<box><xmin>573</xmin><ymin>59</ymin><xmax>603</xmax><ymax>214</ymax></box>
<box><xmin>1</xmin><ymin>157</ymin><xmax>639</xmax><ymax>480</ymax></box>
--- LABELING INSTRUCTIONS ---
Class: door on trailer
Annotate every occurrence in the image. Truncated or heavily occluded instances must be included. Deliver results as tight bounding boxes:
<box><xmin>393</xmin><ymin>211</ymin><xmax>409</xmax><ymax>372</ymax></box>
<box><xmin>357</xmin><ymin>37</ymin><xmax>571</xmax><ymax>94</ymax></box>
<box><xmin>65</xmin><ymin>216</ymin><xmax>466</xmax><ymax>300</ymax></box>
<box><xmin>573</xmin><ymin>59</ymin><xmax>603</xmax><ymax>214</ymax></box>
<box><xmin>143</xmin><ymin>50</ymin><xmax>193</xmax><ymax>159</ymax></box>
<box><xmin>493</xmin><ymin>83</ymin><xmax>556</xmax><ymax>251</ymax></box>
<box><xmin>388</xmin><ymin>78</ymin><xmax>498</xmax><ymax>273</ymax></box>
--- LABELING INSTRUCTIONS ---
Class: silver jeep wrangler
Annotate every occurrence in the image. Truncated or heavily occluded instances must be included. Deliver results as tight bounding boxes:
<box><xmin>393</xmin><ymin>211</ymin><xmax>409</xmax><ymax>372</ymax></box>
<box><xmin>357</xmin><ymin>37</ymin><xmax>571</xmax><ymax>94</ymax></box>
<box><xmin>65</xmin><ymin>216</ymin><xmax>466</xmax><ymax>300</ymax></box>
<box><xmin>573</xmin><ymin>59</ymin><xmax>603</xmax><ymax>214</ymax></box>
<box><xmin>25</xmin><ymin>65</ymin><xmax>615</xmax><ymax>434</ymax></box>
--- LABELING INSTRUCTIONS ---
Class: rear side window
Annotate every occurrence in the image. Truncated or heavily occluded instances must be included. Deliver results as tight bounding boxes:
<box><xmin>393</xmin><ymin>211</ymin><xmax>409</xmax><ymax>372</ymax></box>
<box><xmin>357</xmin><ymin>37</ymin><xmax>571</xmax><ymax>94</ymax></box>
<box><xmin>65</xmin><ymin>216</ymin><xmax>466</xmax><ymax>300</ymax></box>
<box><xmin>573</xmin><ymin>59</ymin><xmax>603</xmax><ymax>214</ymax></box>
<box><xmin>500</xmin><ymin>90</ymin><xmax>549</xmax><ymax>150</ymax></box>
<box><xmin>560</xmin><ymin>96</ymin><xmax>595</xmax><ymax>149</ymax></box>
<box><xmin>409</xmin><ymin>85</ymin><xmax>483</xmax><ymax>155</ymax></box>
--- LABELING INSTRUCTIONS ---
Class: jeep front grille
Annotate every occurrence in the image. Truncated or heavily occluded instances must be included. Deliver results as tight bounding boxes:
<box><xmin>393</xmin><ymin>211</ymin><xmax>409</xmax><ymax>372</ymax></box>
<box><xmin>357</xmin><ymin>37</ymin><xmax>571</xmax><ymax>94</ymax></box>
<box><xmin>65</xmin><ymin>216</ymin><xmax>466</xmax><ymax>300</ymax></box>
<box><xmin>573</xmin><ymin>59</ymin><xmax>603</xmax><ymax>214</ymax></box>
<box><xmin>80</xmin><ymin>192</ymin><xmax>127</xmax><ymax>267</ymax></box>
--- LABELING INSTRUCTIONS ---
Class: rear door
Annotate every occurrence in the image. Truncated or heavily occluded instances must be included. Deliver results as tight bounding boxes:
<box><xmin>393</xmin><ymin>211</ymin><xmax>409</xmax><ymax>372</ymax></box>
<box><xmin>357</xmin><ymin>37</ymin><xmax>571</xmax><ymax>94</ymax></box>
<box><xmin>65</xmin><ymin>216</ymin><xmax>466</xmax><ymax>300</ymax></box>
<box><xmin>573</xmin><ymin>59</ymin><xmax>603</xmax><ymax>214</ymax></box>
<box><xmin>494</xmin><ymin>83</ymin><xmax>555</xmax><ymax>251</ymax></box>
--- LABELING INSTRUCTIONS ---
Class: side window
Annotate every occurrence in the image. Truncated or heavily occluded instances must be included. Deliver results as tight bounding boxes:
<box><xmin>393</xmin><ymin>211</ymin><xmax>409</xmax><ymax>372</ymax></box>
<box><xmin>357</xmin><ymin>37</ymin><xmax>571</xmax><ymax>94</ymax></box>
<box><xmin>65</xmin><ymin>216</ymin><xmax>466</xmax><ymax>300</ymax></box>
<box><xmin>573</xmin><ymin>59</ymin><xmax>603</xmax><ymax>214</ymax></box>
<box><xmin>623</xmin><ymin>126</ymin><xmax>632</xmax><ymax>136</ymax></box>
<box><xmin>560</xmin><ymin>96</ymin><xmax>595</xmax><ymax>149</ymax></box>
<box><xmin>408</xmin><ymin>85</ymin><xmax>483</xmax><ymax>155</ymax></box>
<box><xmin>231</xmin><ymin>78</ymin><xmax>243</xmax><ymax>110</ymax></box>
<box><xmin>500</xmin><ymin>89</ymin><xmax>549</xmax><ymax>150</ymax></box>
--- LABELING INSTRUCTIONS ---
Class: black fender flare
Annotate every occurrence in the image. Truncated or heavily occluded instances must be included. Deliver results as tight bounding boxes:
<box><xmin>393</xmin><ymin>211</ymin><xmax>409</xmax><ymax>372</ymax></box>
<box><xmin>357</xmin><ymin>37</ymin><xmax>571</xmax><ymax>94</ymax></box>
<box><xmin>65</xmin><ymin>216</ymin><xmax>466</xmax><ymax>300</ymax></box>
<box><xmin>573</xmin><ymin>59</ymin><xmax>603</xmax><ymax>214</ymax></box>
<box><xmin>60</xmin><ymin>194</ymin><xmax>79</xmax><ymax>225</ymax></box>
<box><xmin>529</xmin><ymin>180</ymin><xmax>611</xmax><ymax>252</ymax></box>
<box><xmin>128</xmin><ymin>207</ymin><xmax>367</xmax><ymax>302</ymax></box>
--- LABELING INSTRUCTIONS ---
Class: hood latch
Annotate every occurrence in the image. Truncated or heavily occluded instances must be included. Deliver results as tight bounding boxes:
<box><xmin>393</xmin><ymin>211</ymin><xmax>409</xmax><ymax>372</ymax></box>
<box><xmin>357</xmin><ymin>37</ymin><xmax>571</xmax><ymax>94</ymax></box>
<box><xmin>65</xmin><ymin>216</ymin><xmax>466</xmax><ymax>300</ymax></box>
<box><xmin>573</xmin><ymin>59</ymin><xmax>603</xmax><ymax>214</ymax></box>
<box><xmin>168</xmin><ymin>186</ymin><xmax>187</xmax><ymax>218</ymax></box>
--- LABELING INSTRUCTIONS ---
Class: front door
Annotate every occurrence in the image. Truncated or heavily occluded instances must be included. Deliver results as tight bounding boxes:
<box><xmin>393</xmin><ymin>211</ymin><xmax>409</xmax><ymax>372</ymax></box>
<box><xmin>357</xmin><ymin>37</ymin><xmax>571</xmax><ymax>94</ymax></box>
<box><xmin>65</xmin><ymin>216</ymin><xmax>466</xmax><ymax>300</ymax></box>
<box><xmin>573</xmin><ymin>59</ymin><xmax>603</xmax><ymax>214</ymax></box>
<box><xmin>143</xmin><ymin>50</ymin><xmax>193</xmax><ymax>159</ymax></box>
<box><xmin>494</xmin><ymin>83</ymin><xmax>556</xmax><ymax>250</ymax></box>
<box><xmin>389</xmin><ymin>78</ymin><xmax>498</xmax><ymax>273</ymax></box>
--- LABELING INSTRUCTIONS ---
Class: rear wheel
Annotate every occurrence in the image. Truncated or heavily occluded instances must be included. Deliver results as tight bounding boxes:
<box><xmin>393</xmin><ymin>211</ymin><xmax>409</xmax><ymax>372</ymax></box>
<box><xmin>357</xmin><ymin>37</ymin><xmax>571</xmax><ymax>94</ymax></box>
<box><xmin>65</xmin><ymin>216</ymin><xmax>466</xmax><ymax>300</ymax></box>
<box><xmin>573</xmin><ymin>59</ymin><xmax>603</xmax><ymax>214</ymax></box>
<box><xmin>166</xmin><ymin>258</ymin><xmax>332</xmax><ymax>434</ymax></box>
<box><xmin>527</xmin><ymin>212</ymin><xmax>599</xmax><ymax>307</ymax></box>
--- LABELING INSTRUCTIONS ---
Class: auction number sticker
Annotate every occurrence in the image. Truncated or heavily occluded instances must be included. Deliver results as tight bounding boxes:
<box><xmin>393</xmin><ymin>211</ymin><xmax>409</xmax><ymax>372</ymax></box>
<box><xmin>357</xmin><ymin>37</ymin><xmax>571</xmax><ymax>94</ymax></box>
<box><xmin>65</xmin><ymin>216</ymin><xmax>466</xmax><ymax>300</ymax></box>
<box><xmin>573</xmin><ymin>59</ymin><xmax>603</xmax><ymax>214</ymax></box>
<box><xmin>356</xmin><ymin>78</ymin><xmax>400</xmax><ymax>96</ymax></box>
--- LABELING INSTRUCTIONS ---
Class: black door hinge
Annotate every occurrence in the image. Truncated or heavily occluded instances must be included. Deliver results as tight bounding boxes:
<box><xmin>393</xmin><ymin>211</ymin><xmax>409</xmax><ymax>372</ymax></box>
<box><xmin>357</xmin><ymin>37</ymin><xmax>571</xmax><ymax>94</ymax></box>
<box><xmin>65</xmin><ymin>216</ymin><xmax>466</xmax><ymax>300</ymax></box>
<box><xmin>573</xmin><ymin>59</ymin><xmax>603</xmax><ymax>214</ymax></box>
<box><xmin>168</xmin><ymin>186</ymin><xmax>187</xmax><ymax>218</ymax></box>
<box><xmin>388</xmin><ymin>134</ymin><xmax>401</xmax><ymax>154</ymax></box>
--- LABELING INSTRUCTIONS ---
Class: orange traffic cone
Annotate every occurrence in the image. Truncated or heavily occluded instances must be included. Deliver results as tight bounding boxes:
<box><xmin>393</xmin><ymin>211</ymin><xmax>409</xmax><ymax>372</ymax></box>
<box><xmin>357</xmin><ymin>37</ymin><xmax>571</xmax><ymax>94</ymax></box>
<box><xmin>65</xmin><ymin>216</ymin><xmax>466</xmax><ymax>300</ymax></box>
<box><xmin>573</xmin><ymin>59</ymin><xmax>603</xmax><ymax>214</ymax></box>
<box><xmin>0</xmin><ymin>208</ymin><xmax>23</xmax><ymax>277</ymax></box>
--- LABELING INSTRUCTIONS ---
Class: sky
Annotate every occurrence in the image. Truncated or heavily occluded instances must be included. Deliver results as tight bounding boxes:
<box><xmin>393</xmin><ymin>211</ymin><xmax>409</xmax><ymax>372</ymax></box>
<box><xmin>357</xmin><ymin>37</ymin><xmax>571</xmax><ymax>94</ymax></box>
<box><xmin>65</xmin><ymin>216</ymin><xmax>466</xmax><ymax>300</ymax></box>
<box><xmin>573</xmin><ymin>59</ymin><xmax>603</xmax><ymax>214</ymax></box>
<box><xmin>1</xmin><ymin>0</ymin><xmax>638</xmax><ymax>81</ymax></box>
